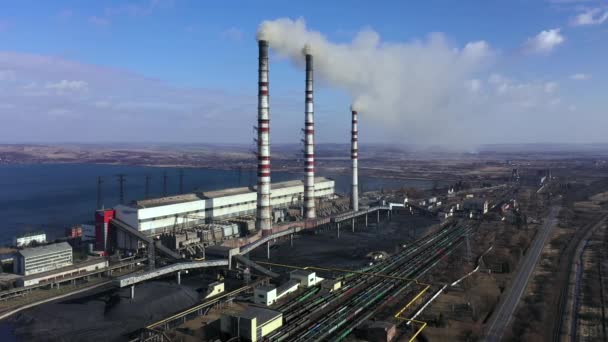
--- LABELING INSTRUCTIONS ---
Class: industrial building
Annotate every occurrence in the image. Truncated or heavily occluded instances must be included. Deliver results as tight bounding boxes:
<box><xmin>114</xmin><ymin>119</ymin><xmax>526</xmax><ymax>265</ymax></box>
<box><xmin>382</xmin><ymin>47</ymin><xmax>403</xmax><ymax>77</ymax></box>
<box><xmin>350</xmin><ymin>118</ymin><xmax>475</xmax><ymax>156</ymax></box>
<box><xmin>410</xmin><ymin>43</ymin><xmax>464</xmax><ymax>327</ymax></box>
<box><xmin>13</xmin><ymin>242</ymin><xmax>73</xmax><ymax>276</ymax></box>
<box><xmin>221</xmin><ymin>306</ymin><xmax>283</xmax><ymax>342</ymax></box>
<box><xmin>13</xmin><ymin>231</ymin><xmax>47</xmax><ymax>247</ymax></box>
<box><xmin>17</xmin><ymin>258</ymin><xmax>108</xmax><ymax>287</ymax></box>
<box><xmin>113</xmin><ymin>177</ymin><xmax>335</xmax><ymax>236</ymax></box>
<box><xmin>253</xmin><ymin>279</ymin><xmax>300</xmax><ymax>306</ymax></box>
<box><xmin>463</xmin><ymin>198</ymin><xmax>489</xmax><ymax>219</ymax></box>
<box><xmin>290</xmin><ymin>270</ymin><xmax>322</xmax><ymax>287</ymax></box>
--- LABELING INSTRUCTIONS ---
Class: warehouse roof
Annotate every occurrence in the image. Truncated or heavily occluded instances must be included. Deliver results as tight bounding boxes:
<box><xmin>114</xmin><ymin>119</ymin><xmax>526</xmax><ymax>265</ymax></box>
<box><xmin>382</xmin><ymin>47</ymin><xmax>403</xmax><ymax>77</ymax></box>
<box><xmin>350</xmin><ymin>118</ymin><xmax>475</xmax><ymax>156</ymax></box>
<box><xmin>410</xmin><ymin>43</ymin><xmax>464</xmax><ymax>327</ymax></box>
<box><xmin>277</xmin><ymin>279</ymin><xmax>300</xmax><ymax>296</ymax></box>
<box><xmin>130</xmin><ymin>177</ymin><xmax>334</xmax><ymax>208</ymax></box>
<box><xmin>18</xmin><ymin>242</ymin><xmax>72</xmax><ymax>258</ymax></box>
<box><xmin>135</xmin><ymin>193</ymin><xmax>203</xmax><ymax>208</ymax></box>
<box><xmin>201</xmin><ymin>186</ymin><xmax>253</xmax><ymax>199</ymax></box>
<box><xmin>290</xmin><ymin>269</ymin><xmax>315</xmax><ymax>278</ymax></box>
<box><xmin>236</xmin><ymin>307</ymin><xmax>282</xmax><ymax>325</ymax></box>
<box><xmin>255</xmin><ymin>284</ymin><xmax>277</xmax><ymax>293</ymax></box>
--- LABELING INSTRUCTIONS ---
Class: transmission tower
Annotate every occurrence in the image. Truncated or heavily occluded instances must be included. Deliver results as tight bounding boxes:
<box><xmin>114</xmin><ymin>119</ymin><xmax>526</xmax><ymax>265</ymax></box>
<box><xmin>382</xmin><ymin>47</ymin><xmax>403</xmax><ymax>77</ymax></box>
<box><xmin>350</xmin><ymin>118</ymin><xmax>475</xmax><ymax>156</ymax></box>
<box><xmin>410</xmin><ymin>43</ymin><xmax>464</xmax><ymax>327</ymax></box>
<box><xmin>96</xmin><ymin>176</ymin><xmax>104</xmax><ymax>209</ymax></box>
<box><xmin>116</xmin><ymin>174</ymin><xmax>126</xmax><ymax>204</ymax></box>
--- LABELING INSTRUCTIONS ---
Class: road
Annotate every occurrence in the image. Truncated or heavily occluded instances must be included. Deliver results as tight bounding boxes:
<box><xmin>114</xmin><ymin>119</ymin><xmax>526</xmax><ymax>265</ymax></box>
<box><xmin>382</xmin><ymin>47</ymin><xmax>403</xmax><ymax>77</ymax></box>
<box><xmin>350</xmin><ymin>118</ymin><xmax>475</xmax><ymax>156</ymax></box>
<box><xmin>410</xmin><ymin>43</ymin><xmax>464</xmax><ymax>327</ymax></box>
<box><xmin>484</xmin><ymin>205</ymin><xmax>561</xmax><ymax>342</ymax></box>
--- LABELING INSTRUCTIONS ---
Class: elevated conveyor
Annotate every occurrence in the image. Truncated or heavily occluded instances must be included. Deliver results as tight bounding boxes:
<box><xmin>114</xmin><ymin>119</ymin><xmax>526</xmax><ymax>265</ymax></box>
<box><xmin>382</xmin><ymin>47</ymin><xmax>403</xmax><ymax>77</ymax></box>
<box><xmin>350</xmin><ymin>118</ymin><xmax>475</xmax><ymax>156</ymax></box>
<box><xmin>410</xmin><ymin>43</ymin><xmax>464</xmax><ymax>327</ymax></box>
<box><xmin>114</xmin><ymin>259</ymin><xmax>228</xmax><ymax>287</ymax></box>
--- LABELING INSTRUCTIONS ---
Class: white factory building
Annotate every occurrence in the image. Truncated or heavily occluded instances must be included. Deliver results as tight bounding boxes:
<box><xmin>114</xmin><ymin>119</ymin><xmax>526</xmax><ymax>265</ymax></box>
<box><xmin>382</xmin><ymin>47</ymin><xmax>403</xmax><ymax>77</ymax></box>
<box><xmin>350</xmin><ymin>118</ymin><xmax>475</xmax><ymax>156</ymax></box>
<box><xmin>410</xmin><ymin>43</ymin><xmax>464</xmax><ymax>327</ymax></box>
<box><xmin>14</xmin><ymin>242</ymin><xmax>73</xmax><ymax>276</ymax></box>
<box><xmin>113</xmin><ymin>177</ymin><xmax>335</xmax><ymax>236</ymax></box>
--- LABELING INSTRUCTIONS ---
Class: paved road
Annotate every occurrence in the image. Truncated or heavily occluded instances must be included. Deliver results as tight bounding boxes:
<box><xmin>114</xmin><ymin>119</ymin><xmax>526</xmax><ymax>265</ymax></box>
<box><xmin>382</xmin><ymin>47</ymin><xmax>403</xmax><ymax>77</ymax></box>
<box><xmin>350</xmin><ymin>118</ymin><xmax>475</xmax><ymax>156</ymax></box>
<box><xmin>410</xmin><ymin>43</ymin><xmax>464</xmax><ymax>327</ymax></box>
<box><xmin>484</xmin><ymin>205</ymin><xmax>561</xmax><ymax>342</ymax></box>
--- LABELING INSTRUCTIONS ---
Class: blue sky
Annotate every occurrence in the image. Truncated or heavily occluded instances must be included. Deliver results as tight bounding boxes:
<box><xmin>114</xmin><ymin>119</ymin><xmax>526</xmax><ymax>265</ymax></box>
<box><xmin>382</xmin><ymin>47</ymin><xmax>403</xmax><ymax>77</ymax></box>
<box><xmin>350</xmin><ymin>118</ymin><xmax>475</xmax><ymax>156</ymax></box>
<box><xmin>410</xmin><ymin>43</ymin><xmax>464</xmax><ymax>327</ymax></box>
<box><xmin>0</xmin><ymin>0</ymin><xmax>607</xmax><ymax>146</ymax></box>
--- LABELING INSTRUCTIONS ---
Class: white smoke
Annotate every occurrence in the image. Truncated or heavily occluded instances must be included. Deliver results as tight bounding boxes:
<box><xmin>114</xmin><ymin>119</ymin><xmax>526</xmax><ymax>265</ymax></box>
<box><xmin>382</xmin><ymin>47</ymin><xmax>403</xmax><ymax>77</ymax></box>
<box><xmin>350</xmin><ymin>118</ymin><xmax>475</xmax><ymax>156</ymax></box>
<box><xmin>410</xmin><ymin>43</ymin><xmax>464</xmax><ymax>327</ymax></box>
<box><xmin>257</xmin><ymin>18</ymin><xmax>496</xmax><ymax>147</ymax></box>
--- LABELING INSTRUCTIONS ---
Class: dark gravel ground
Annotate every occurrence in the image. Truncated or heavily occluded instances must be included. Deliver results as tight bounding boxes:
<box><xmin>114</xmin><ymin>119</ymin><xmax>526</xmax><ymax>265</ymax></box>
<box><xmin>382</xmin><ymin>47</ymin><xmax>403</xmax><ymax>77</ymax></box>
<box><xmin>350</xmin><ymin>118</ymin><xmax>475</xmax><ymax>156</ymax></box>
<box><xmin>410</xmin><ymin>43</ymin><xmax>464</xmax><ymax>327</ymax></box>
<box><xmin>10</xmin><ymin>279</ymin><xmax>210</xmax><ymax>341</ymax></box>
<box><xmin>250</xmin><ymin>211</ymin><xmax>439</xmax><ymax>272</ymax></box>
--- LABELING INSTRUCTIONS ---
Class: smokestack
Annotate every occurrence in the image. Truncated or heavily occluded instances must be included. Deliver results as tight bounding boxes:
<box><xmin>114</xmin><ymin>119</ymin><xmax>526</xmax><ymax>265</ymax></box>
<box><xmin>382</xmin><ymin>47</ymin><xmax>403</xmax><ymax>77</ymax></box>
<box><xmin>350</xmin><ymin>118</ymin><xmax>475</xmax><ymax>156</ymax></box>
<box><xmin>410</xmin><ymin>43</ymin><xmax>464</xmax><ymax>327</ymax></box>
<box><xmin>351</xmin><ymin>107</ymin><xmax>359</xmax><ymax>212</ymax></box>
<box><xmin>303</xmin><ymin>47</ymin><xmax>316</xmax><ymax>219</ymax></box>
<box><xmin>257</xmin><ymin>40</ymin><xmax>272</xmax><ymax>236</ymax></box>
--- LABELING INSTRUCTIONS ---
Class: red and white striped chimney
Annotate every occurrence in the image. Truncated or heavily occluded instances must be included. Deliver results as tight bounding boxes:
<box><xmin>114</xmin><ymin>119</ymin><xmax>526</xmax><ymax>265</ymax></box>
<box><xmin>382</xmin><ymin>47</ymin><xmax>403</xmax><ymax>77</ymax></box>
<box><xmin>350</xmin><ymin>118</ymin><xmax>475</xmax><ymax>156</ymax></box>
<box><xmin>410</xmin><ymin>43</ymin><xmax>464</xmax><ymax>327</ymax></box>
<box><xmin>351</xmin><ymin>106</ymin><xmax>359</xmax><ymax>212</ymax></box>
<box><xmin>303</xmin><ymin>47</ymin><xmax>316</xmax><ymax>219</ymax></box>
<box><xmin>257</xmin><ymin>40</ymin><xmax>272</xmax><ymax>236</ymax></box>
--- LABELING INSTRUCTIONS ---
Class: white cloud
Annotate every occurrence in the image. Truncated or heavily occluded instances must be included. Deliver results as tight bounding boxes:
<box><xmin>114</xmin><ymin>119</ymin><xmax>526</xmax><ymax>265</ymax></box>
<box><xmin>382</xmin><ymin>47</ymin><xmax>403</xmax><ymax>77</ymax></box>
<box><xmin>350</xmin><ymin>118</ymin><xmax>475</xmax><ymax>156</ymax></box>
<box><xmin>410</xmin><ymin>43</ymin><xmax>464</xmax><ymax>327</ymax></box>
<box><xmin>462</xmin><ymin>41</ymin><xmax>493</xmax><ymax>61</ymax></box>
<box><xmin>255</xmin><ymin>18</ymin><xmax>588</xmax><ymax>146</ymax></box>
<box><xmin>0</xmin><ymin>50</ymin><xmax>255</xmax><ymax>143</ymax></box>
<box><xmin>468</xmin><ymin>79</ymin><xmax>482</xmax><ymax>93</ymax></box>
<box><xmin>544</xmin><ymin>82</ymin><xmax>559</xmax><ymax>93</ymax></box>
<box><xmin>570</xmin><ymin>73</ymin><xmax>591</xmax><ymax>80</ymax></box>
<box><xmin>46</xmin><ymin>80</ymin><xmax>88</xmax><ymax>91</ymax></box>
<box><xmin>486</xmin><ymin>74</ymin><xmax>562</xmax><ymax>109</ymax></box>
<box><xmin>571</xmin><ymin>8</ymin><xmax>608</xmax><ymax>26</ymax></box>
<box><xmin>523</xmin><ymin>28</ymin><xmax>565</xmax><ymax>54</ymax></box>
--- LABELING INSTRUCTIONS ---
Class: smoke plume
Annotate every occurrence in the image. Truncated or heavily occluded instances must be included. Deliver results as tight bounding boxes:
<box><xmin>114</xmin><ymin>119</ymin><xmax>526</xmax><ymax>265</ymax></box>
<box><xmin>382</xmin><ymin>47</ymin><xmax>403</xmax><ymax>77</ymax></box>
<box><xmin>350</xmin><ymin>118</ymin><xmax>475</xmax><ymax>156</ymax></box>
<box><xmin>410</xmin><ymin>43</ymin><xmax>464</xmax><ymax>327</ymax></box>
<box><xmin>257</xmin><ymin>18</ymin><xmax>495</xmax><ymax>147</ymax></box>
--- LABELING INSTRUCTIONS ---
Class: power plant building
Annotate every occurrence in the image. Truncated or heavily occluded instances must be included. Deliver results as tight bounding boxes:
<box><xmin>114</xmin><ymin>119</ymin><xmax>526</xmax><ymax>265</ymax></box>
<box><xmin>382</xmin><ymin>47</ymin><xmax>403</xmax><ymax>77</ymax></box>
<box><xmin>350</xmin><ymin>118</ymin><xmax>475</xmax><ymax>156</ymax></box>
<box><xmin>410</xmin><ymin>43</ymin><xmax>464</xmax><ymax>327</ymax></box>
<box><xmin>14</xmin><ymin>242</ymin><xmax>73</xmax><ymax>276</ymax></box>
<box><xmin>113</xmin><ymin>177</ymin><xmax>335</xmax><ymax>236</ymax></box>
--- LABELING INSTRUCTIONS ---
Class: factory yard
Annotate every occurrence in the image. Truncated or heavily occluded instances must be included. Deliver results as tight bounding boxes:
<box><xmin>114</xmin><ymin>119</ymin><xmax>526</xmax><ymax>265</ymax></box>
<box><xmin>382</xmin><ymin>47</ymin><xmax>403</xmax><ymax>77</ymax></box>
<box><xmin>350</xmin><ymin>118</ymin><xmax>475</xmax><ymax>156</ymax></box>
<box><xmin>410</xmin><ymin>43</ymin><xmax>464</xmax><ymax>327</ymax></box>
<box><xmin>250</xmin><ymin>213</ymin><xmax>439</xmax><ymax>270</ymax></box>
<box><xmin>8</xmin><ymin>274</ymin><xmax>242</xmax><ymax>341</ymax></box>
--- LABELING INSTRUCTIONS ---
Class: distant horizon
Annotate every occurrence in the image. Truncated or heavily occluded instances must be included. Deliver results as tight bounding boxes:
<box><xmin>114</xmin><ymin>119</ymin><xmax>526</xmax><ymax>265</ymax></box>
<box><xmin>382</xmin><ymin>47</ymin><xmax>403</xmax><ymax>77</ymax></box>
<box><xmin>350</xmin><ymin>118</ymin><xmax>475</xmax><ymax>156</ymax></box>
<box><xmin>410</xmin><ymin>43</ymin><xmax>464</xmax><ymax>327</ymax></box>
<box><xmin>4</xmin><ymin>141</ymin><xmax>608</xmax><ymax>153</ymax></box>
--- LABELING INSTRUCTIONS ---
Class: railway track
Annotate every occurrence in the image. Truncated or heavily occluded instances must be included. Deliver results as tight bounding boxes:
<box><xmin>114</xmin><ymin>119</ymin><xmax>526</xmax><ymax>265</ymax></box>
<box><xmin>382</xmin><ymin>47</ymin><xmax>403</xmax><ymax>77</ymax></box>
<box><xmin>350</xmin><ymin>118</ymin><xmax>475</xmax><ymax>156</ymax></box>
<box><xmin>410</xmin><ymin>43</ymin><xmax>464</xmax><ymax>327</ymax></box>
<box><xmin>299</xmin><ymin>228</ymin><xmax>468</xmax><ymax>341</ymax></box>
<box><xmin>552</xmin><ymin>214</ymin><xmax>607</xmax><ymax>342</ymax></box>
<box><xmin>266</xmin><ymin>224</ymin><xmax>468</xmax><ymax>341</ymax></box>
<box><xmin>271</xmin><ymin>223</ymin><xmax>458</xmax><ymax>318</ymax></box>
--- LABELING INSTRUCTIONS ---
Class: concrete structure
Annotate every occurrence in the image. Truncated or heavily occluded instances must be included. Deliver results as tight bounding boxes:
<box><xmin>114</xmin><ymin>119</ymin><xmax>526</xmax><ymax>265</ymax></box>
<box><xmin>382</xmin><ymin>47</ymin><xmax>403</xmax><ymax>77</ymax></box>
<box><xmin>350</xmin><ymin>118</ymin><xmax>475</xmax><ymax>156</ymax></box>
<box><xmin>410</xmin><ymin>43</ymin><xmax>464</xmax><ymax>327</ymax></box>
<box><xmin>204</xmin><ymin>281</ymin><xmax>225</xmax><ymax>299</ymax></box>
<box><xmin>13</xmin><ymin>231</ymin><xmax>46</xmax><ymax>247</ymax></box>
<box><xmin>351</xmin><ymin>107</ymin><xmax>359</xmax><ymax>212</ymax></box>
<box><xmin>17</xmin><ymin>258</ymin><xmax>108</xmax><ymax>287</ymax></box>
<box><xmin>303</xmin><ymin>47</ymin><xmax>316</xmax><ymax>219</ymax></box>
<box><xmin>95</xmin><ymin>209</ymin><xmax>115</xmax><ymax>253</ymax></box>
<box><xmin>254</xmin><ymin>284</ymin><xmax>277</xmax><ymax>306</ymax></box>
<box><xmin>113</xmin><ymin>178</ymin><xmax>335</xmax><ymax>236</ymax></box>
<box><xmin>276</xmin><ymin>279</ymin><xmax>300</xmax><ymax>299</ymax></box>
<box><xmin>254</xmin><ymin>280</ymin><xmax>300</xmax><ymax>306</ymax></box>
<box><xmin>14</xmin><ymin>242</ymin><xmax>72</xmax><ymax>276</ymax></box>
<box><xmin>221</xmin><ymin>306</ymin><xmax>283</xmax><ymax>342</ymax></box>
<box><xmin>290</xmin><ymin>270</ymin><xmax>321</xmax><ymax>287</ymax></box>
<box><xmin>257</xmin><ymin>39</ymin><xmax>272</xmax><ymax>237</ymax></box>
<box><xmin>356</xmin><ymin>321</ymin><xmax>397</xmax><ymax>342</ymax></box>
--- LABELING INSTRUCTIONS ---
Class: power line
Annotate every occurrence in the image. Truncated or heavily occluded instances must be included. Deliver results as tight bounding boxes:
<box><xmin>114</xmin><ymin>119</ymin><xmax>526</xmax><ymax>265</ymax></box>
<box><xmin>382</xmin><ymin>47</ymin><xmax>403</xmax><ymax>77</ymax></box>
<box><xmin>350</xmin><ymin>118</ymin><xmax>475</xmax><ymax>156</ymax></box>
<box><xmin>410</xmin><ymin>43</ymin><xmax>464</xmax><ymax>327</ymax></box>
<box><xmin>97</xmin><ymin>176</ymin><xmax>104</xmax><ymax>209</ymax></box>
<box><xmin>116</xmin><ymin>174</ymin><xmax>126</xmax><ymax>204</ymax></box>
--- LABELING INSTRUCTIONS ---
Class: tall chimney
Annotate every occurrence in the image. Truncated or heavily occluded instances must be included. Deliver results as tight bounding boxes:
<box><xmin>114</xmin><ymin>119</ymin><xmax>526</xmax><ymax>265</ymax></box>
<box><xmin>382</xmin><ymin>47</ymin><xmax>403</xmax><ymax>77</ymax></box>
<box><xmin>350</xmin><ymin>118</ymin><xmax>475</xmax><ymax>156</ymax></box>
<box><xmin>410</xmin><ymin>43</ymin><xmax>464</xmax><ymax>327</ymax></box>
<box><xmin>257</xmin><ymin>40</ymin><xmax>272</xmax><ymax>236</ymax></box>
<box><xmin>303</xmin><ymin>48</ymin><xmax>316</xmax><ymax>219</ymax></box>
<box><xmin>351</xmin><ymin>107</ymin><xmax>359</xmax><ymax>212</ymax></box>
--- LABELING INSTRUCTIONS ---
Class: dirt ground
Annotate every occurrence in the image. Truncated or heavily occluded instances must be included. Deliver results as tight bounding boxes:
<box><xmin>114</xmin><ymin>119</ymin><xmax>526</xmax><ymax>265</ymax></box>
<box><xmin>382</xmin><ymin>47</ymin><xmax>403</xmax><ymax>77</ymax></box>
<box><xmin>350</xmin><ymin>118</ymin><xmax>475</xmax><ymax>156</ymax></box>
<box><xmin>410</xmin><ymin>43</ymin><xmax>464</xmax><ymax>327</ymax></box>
<box><xmin>8</xmin><ymin>274</ymin><xmax>232</xmax><ymax>341</ymax></box>
<box><xmin>250</xmin><ymin>212</ymin><xmax>440</xmax><ymax>272</ymax></box>
<box><xmin>505</xmin><ymin>181</ymin><xmax>608</xmax><ymax>342</ymax></box>
<box><xmin>421</xmin><ymin>187</ymin><xmax>540</xmax><ymax>341</ymax></box>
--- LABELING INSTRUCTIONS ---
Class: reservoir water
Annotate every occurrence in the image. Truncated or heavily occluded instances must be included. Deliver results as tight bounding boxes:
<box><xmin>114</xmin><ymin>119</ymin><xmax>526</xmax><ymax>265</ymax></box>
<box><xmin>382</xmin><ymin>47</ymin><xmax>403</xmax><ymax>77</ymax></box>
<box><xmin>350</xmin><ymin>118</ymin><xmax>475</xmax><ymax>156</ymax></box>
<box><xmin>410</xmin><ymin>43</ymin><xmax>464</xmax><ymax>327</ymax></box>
<box><xmin>0</xmin><ymin>164</ymin><xmax>440</xmax><ymax>245</ymax></box>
